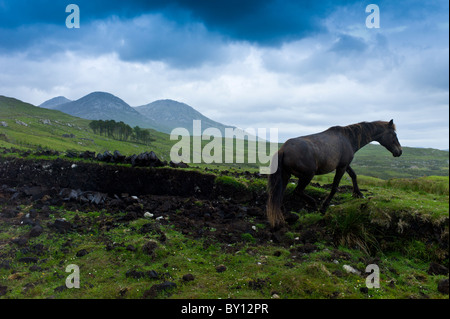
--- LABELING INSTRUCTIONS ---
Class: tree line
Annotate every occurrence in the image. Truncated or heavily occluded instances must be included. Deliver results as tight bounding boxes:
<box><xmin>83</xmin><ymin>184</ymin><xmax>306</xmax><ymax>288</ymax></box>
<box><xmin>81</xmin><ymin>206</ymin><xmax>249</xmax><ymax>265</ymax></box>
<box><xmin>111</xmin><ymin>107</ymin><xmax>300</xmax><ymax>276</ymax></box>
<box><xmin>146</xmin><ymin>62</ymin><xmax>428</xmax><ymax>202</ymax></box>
<box><xmin>89</xmin><ymin>119</ymin><xmax>151</xmax><ymax>145</ymax></box>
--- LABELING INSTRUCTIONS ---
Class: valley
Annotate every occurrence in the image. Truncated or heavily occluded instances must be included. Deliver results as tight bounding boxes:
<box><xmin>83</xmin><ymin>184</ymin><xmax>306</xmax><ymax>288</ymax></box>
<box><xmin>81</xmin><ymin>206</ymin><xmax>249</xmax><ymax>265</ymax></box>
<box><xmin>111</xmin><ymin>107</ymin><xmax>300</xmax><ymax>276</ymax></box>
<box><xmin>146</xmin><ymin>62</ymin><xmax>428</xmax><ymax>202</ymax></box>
<box><xmin>0</xmin><ymin>94</ymin><xmax>448</xmax><ymax>300</ymax></box>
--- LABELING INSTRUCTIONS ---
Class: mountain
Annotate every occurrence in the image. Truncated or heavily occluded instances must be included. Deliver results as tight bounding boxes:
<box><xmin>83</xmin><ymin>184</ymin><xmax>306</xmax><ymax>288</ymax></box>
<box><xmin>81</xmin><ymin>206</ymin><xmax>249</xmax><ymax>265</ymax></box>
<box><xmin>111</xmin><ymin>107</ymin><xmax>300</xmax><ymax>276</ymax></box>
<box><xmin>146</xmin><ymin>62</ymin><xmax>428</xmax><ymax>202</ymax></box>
<box><xmin>0</xmin><ymin>95</ymin><xmax>170</xmax><ymax>156</ymax></box>
<box><xmin>134</xmin><ymin>99</ymin><xmax>234</xmax><ymax>135</ymax></box>
<box><xmin>39</xmin><ymin>96</ymin><xmax>72</xmax><ymax>109</ymax></box>
<box><xmin>40</xmin><ymin>93</ymin><xmax>234</xmax><ymax>135</ymax></box>
<box><xmin>53</xmin><ymin>92</ymin><xmax>163</xmax><ymax>130</ymax></box>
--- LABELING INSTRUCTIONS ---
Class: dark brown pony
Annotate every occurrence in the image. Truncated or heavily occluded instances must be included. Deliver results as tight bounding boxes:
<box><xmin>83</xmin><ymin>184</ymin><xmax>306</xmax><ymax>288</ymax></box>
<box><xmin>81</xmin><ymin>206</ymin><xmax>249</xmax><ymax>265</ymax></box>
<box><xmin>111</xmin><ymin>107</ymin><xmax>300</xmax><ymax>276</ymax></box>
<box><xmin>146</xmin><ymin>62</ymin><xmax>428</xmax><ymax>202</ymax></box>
<box><xmin>267</xmin><ymin>120</ymin><xmax>402</xmax><ymax>228</ymax></box>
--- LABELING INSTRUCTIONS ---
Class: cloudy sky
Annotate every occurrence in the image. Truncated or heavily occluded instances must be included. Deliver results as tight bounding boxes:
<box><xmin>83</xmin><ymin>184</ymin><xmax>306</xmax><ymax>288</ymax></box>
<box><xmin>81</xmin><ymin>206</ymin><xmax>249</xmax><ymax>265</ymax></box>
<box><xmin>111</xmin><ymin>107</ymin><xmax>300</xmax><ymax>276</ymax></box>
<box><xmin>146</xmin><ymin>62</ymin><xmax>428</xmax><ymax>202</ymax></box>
<box><xmin>0</xmin><ymin>0</ymin><xmax>448</xmax><ymax>149</ymax></box>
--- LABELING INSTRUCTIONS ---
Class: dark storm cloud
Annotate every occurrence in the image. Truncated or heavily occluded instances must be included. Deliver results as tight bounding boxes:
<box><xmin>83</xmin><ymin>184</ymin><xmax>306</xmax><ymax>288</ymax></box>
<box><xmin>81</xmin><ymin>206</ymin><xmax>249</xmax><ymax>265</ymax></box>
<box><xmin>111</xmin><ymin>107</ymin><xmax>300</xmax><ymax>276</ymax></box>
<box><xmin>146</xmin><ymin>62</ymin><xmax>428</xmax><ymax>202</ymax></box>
<box><xmin>0</xmin><ymin>0</ymin><xmax>348</xmax><ymax>67</ymax></box>
<box><xmin>0</xmin><ymin>0</ymin><xmax>342</xmax><ymax>43</ymax></box>
<box><xmin>166</xmin><ymin>0</ymin><xmax>341</xmax><ymax>45</ymax></box>
<box><xmin>0</xmin><ymin>0</ymin><xmax>346</xmax><ymax>53</ymax></box>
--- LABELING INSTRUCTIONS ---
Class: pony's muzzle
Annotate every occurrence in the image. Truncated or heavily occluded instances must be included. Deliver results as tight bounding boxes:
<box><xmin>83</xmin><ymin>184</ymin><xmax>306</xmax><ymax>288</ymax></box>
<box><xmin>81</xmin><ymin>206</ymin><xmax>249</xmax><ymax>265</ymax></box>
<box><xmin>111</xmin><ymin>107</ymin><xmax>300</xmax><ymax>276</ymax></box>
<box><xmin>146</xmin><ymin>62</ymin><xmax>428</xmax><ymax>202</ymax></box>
<box><xmin>393</xmin><ymin>149</ymin><xmax>402</xmax><ymax>157</ymax></box>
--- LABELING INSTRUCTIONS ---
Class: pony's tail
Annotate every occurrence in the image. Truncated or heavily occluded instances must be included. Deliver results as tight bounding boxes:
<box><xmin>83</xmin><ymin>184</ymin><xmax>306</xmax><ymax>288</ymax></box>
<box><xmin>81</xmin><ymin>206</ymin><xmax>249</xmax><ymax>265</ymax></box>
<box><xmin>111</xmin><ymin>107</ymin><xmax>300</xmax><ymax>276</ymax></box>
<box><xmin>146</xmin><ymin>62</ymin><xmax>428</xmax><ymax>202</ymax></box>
<box><xmin>266</xmin><ymin>150</ymin><xmax>285</xmax><ymax>228</ymax></box>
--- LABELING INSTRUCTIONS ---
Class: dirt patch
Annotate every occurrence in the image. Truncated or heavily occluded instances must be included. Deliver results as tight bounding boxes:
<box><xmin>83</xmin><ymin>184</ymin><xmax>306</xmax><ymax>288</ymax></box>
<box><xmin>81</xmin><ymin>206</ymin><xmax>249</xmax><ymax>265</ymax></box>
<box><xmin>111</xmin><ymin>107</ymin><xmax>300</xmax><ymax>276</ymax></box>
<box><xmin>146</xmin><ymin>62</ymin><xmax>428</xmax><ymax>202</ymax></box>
<box><xmin>0</xmin><ymin>157</ymin><xmax>278</xmax><ymax>245</ymax></box>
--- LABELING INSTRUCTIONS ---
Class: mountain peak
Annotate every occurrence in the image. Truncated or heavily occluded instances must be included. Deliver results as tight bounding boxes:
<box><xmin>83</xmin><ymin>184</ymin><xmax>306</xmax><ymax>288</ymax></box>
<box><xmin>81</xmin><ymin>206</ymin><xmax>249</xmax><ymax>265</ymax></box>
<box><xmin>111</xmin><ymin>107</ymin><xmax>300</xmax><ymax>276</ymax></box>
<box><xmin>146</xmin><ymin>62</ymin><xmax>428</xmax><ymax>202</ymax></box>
<box><xmin>134</xmin><ymin>99</ymin><xmax>232</xmax><ymax>134</ymax></box>
<box><xmin>51</xmin><ymin>91</ymin><xmax>162</xmax><ymax>130</ymax></box>
<box><xmin>39</xmin><ymin>96</ymin><xmax>72</xmax><ymax>109</ymax></box>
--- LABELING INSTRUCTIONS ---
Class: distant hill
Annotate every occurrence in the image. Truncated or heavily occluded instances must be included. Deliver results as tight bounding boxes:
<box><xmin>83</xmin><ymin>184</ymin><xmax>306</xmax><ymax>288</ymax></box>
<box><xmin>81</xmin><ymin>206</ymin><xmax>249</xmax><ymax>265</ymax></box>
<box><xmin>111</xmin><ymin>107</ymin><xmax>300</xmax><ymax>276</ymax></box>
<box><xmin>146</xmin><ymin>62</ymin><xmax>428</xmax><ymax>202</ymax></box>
<box><xmin>39</xmin><ymin>96</ymin><xmax>72</xmax><ymax>109</ymax></box>
<box><xmin>352</xmin><ymin>143</ymin><xmax>449</xmax><ymax>179</ymax></box>
<box><xmin>134</xmin><ymin>99</ymin><xmax>234</xmax><ymax>135</ymax></box>
<box><xmin>42</xmin><ymin>92</ymin><xmax>235</xmax><ymax>135</ymax></box>
<box><xmin>53</xmin><ymin>92</ymin><xmax>164</xmax><ymax>131</ymax></box>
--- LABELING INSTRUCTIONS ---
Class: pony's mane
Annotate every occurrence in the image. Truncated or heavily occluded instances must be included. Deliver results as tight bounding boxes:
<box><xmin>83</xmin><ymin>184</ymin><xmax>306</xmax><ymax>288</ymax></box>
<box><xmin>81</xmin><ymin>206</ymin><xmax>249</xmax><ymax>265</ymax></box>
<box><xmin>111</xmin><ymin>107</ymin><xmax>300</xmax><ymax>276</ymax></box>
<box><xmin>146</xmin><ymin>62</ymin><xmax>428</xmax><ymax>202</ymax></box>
<box><xmin>330</xmin><ymin>121</ymin><xmax>395</xmax><ymax>133</ymax></box>
<box><xmin>328</xmin><ymin>121</ymin><xmax>395</xmax><ymax>150</ymax></box>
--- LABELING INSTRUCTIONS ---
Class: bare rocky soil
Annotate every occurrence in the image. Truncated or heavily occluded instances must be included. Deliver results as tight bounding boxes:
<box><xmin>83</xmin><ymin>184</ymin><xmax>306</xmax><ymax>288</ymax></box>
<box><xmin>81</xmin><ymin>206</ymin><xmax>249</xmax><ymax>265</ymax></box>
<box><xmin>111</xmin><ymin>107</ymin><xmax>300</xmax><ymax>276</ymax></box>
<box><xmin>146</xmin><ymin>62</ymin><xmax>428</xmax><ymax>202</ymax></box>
<box><xmin>0</xmin><ymin>156</ymin><xmax>310</xmax><ymax>247</ymax></box>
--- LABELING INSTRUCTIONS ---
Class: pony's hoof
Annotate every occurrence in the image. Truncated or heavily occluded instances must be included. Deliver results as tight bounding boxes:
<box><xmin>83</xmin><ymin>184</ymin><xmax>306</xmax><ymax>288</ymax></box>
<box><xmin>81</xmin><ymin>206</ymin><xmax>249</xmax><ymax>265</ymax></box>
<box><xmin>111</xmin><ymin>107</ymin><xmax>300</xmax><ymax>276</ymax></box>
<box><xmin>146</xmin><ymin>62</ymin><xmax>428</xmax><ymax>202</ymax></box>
<box><xmin>353</xmin><ymin>192</ymin><xmax>365</xmax><ymax>199</ymax></box>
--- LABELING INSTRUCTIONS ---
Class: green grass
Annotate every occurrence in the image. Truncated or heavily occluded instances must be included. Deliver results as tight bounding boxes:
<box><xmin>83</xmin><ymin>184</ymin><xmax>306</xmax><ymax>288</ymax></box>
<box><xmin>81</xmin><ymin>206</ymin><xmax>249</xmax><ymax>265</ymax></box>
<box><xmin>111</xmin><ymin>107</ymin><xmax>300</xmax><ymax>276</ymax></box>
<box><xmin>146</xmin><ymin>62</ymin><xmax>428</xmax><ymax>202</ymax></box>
<box><xmin>1</xmin><ymin>211</ymin><xmax>447</xmax><ymax>299</ymax></box>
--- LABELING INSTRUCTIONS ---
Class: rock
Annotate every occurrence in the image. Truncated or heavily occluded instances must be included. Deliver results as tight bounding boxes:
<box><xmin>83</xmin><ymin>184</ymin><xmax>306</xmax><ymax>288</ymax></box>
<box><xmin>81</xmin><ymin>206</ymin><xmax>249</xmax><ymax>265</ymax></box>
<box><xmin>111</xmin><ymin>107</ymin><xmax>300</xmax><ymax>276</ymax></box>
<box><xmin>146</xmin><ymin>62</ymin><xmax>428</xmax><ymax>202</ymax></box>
<box><xmin>144</xmin><ymin>212</ymin><xmax>154</xmax><ymax>218</ymax></box>
<box><xmin>132</xmin><ymin>151</ymin><xmax>165</xmax><ymax>168</ymax></box>
<box><xmin>271</xmin><ymin>294</ymin><xmax>280</xmax><ymax>299</ymax></box>
<box><xmin>102</xmin><ymin>151</ymin><xmax>113</xmax><ymax>162</ymax></box>
<box><xmin>20</xmin><ymin>217</ymin><xmax>36</xmax><ymax>227</ymax></box>
<box><xmin>113</xmin><ymin>150</ymin><xmax>126</xmax><ymax>163</ymax></box>
<box><xmin>182</xmin><ymin>274</ymin><xmax>195</xmax><ymax>282</ymax></box>
<box><xmin>29</xmin><ymin>225</ymin><xmax>43</xmax><ymax>238</ymax></box>
<box><xmin>343</xmin><ymin>265</ymin><xmax>361</xmax><ymax>275</ymax></box>
<box><xmin>169</xmin><ymin>161</ymin><xmax>189</xmax><ymax>168</ymax></box>
<box><xmin>438</xmin><ymin>278</ymin><xmax>449</xmax><ymax>294</ymax></box>
<box><xmin>15</xmin><ymin>120</ymin><xmax>28</xmax><ymax>126</ymax></box>
<box><xmin>428</xmin><ymin>262</ymin><xmax>449</xmax><ymax>276</ymax></box>
<box><xmin>79</xmin><ymin>150</ymin><xmax>96</xmax><ymax>159</ymax></box>
<box><xmin>142</xmin><ymin>282</ymin><xmax>177</xmax><ymax>299</ymax></box>
<box><xmin>0</xmin><ymin>121</ymin><xmax>8</xmax><ymax>127</ymax></box>
<box><xmin>146</xmin><ymin>270</ymin><xmax>159</xmax><ymax>279</ymax></box>
<box><xmin>216</xmin><ymin>264</ymin><xmax>227</xmax><ymax>273</ymax></box>
<box><xmin>126</xmin><ymin>269</ymin><xmax>146</xmax><ymax>279</ymax></box>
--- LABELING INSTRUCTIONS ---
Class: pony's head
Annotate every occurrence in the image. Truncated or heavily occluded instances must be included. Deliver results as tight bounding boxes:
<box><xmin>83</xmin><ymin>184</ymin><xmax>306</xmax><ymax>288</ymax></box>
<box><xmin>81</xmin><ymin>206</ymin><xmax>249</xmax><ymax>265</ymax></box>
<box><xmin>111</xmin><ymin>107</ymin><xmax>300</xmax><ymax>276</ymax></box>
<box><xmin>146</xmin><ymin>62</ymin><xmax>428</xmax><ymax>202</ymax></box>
<box><xmin>376</xmin><ymin>119</ymin><xmax>402</xmax><ymax>157</ymax></box>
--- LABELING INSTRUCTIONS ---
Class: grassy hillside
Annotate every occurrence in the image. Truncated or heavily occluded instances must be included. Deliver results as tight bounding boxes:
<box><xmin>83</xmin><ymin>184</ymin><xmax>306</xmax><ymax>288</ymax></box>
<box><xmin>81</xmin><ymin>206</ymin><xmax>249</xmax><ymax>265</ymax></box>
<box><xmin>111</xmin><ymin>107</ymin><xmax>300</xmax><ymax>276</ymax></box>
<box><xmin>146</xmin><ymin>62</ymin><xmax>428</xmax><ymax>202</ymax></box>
<box><xmin>352</xmin><ymin>144</ymin><xmax>449</xmax><ymax>179</ymax></box>
<box><xmin>0</xmin><ymin>95</ymin><xmax>172</xmax><ymax>160</ymax></box>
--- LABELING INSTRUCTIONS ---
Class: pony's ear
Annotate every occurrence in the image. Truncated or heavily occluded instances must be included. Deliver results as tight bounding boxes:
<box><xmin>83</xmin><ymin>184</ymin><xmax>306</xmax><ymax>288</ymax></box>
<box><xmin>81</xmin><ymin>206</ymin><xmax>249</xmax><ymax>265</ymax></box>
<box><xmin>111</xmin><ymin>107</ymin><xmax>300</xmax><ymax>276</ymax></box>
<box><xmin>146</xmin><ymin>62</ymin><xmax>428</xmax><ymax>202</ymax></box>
<box><xmin>388</xmin><ymin>119</ymin><xmax>394</xmax><ymax>127</ymax></box>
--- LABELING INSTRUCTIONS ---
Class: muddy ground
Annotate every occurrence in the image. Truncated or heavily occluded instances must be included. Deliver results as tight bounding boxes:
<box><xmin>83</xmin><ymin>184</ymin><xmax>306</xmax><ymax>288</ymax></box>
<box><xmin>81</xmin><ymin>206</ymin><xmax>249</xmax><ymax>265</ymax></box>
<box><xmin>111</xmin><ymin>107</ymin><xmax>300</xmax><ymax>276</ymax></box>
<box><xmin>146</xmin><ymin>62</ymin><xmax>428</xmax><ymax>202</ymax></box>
<box><xmin>0</xmin><ymin>157</ymin><xmax>325</xmax><ymax>248</ymax></box>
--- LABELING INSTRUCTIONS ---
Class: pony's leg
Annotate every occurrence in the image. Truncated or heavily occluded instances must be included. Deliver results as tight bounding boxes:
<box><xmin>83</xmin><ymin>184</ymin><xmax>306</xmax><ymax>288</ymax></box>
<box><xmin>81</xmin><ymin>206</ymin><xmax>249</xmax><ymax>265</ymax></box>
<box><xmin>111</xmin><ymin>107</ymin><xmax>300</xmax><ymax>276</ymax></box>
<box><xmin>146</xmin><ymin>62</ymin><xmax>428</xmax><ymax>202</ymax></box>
<box><xmin>346</xmin><ymin>166</ymin><xmax>364</xmax><ymax>198</ymax></box>
<box><xmin>320</xmin><ymin>166</ymin><xmax>346</xmax><ymax>213</ymax></box>
<box><xmin>294</xmin><ymin>173</ymin><xmax>316</xmax><ymax>206</ymax></box>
